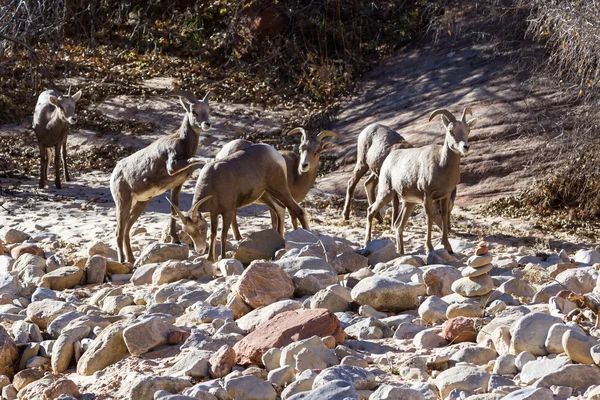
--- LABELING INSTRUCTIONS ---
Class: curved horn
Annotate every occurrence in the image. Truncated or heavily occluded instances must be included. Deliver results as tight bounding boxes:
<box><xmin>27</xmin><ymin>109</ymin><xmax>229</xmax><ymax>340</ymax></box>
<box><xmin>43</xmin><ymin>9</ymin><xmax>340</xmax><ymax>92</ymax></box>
<box><xmin>202</xmin><ymin>90</ymin><xmax>215</xmax><ymax>103</ymax></box>
<box><xmin>316</xmin><ymin>130</ymin><xmax>341</xmax><ymax>142</ymax></box>
<box><xmin>165</xmin><ymin>196</ymin><xmax>186</xmax><ymax>222</ymax></box>
<box><xmin>167</xmin><ymin>89</ymin><xmax>198</xmax><ymax>104</ymax></box>
<box><xmin>429</xmin><ymin>109</ymin><xmax>456</xmax><ymax>123</ymax></box>
<box><xmin>286</xmin><ymin>127</ymin><xmax>307</xmax><ymax>141</ymax></box>
<box><xmin>191</xmin><ymin>195</ymin><xmax>213</xmax><ymax>216</ymax></box>
<box><xmin>461</xmin><ymin>108</ymin><xmax>472</xmax><ymax>122</ymax></box>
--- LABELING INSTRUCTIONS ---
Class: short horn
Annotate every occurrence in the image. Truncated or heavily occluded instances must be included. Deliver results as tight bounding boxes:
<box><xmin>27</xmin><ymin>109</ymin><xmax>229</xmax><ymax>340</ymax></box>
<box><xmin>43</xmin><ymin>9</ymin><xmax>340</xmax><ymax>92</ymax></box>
<box><xmin>191</xmin><ymin>195</ymin><xmax>213</xmax><ymax>215</ymax></box>
<box><xmin>316</xmin><ymin>130</ymin><xmax>341</xmax><ymax>142</ymax></box>
<box><xmin>429</xmin><ymin>109</ymin><xmax>457</xmax><ymax>123</ymax></box>
<box><xmin>67</xmin><ymin>85</ymin><xmax>71</xmax><ymax>96</ymax></box>
<box><xmin>202</xmin><ymin>90</ymin><xmax>215</xmax><ymax>103</ymax></box>
<box><xmin>167</xmin><ymin>89</ymin><xmax>198</xmax><ymax>104</ymax></box>
<box><xmin>286</xmin><ymin>127</ymin><xmax>307</xmax><ymax>142</ymax></box>
<box><xmin>461</xmin><ymin>108</ymin><xmax>473</xmax><ymax>122</ymax></box>
<box><xmin>165</xmin><ymin>196</ymin><xmax>186</xmax><ymax>221</ymax></box>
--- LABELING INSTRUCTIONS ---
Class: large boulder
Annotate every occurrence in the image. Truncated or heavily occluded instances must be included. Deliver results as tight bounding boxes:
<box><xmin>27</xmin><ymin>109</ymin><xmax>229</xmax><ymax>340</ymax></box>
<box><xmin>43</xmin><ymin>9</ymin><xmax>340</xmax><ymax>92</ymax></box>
<box><xmin>357</xmin><ymin>239</ymin><xmax>397</xmax><ymax>265</ymax></box>
<box><xmin>510</xmin><ymin>313</ymin><xmax>562</xmax><ymax>356</ymax></box>
<box><xmin>422</xmin><ymin>265</ymin><xmax>461</xmax><ymax>297</ymax></box>
<box><xmin>533</xmin><ymin>364</ymin><xmax>600</xmax><ymax>391</ymax></box>
<box><xmin>236</xmin><ymin>261</ymin><xmax>294</xmax><ymax>309</ymax></box>
<box><xmin>350</xmin><ymin>276</ymin><xmax>421</xmax><ymax>312</ymax></box>
<box><xmin>233</xmin><ymin>309</ymin><xmax>344</xmax><ymax>366</ymax></box>
<box><xmin>76</xmin><ymin>320</ymin><xmax>129</xmax><ymax>376</ymax></box>
<box><xmin>237</xmin><ymin>300</ymin><xmax>302</xmax><ymax>332</ymax></box>
<box><xmin>434</xmin><ymin>365</ymin><xmax>490</xmax><ymax>399</ymax></box>
<box><xmin>234</xmin><ymin>229</ymin><xmax>285</xmax><ymax>265</ymax></box>
<box><xmin>40</xmin><ymin>267</ymin><xmax>84</xmax><ymax>290</ymax></box>
<box><xmin>134</xmin><ymin>243</ymin><xmax>189</xmax><ymax>267</ymax></box>
<box><xmin>26</xmin><ymin>300</ymin><xmax>76</xmax><ymax>330</ymax></box>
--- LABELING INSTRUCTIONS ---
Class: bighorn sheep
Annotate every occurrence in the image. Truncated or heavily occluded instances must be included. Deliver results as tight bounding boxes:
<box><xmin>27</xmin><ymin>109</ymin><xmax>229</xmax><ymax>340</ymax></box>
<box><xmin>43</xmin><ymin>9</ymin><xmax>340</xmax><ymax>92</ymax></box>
<box><xmin>364</xmin><ymin>108</ymin><xmax>476</xmax><ymax>254</ymax></box>
<box><xmin>33</xmin><ymin>88</ymin><xmax>82</xmax><ymax>189</ymax></box>
<box><xmin>168</xmin><ymin>143</ymin><xmax>310</xmax><ymax>262</ymax></box>
<box><xmin>215</xmin><ymin>128</ymin><xmax>340</xmax><ymax>239</ymax></box>
<box><xmin>342</xmin><ymin>123</ymin><xmax>456</xmax><ymax>230</ymax></box>
<box><xmin>110</xmin><ymin>89</ymin><xmax>214</xmax><ymax>263</ymax></box>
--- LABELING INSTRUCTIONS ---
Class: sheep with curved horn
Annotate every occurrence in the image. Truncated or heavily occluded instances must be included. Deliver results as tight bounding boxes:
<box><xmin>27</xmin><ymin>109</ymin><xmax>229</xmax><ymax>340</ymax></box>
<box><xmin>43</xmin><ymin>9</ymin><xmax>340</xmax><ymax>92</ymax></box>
<box><xmin>170</xmin><ymin>143</ymin><xmax>310</xmax><ymax>262</ymax></box>
<box><xmin>216</xmin><ymin>127</ymin><xmax>341</xmax><ymax>239</ymax></box>
<box><xmin>165</xmin><ymin>195</ymin><xmax>213</xmax><ymax>255</ymax></box>
<box><xmin>364</xmin><ymin>108</ymin><xmax>477</xmax><ymax>254</ymax></box>
<box><xmin>110</xmin><ymin>89</ymin><xmax>215</xmax><ymax>263</ymax></box>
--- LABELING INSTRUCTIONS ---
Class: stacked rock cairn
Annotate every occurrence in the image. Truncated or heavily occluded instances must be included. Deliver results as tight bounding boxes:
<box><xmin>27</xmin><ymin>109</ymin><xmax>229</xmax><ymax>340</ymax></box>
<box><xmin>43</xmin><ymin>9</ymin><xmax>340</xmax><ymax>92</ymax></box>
<box><xmin>451</xmin><ymin>242</ymin><xmax>494</xmax><ymax>297</ymax></box>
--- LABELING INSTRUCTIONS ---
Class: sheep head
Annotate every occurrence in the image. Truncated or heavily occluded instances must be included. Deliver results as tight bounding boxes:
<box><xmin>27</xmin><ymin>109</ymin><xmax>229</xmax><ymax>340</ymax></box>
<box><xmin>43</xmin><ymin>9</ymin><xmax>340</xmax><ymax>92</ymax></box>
<box><xmin>48</xmin><ymin>89</ymin><xmax>82</xmax><ymax>125</ymax></box>
<box><xmin>287</xmin><ymin>127</ymin><xmax>341</xmax><ymax>173</ymax></box>
<box><xmin>429</xmin><ymin>108</ymin><xmax>477</xmax><ymax>156</ymax></box>
<box><xmin>166</xmin><ymin>195</ymin><xmax>213</xmax><ymax>255</ymax></box>
<box><xmin>169</xmin><ymin>89</ymin><xmax>215</xmax><ymax>132</ymax></box>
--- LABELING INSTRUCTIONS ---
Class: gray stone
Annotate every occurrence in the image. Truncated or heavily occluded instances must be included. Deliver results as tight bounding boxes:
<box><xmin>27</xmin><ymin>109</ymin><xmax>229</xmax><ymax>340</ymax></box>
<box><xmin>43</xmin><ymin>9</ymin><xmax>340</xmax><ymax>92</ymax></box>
<box><xmin>493</xmin><ymin>354</ymin><xmax>517</xmax><ymax>375</ymax></box>
<box><xmin>153</xmin><ymin>259</ymin><xmax>214</xmax><ymax>285</ymax></box>
<box><xmin>331</xmin><ymin>252</ymin><xmax>368</xmax><ymax>274</ymax></box>
<box><xmin>434</xmin><ymin>366</ymin><xmax>490</xmax><ymax>399</ymax></box>
<box><xmin>310</xmin><ymin>285</ymin><xmax>351</xmax><ymax>313</ymax></box>
<box><xmin>234</xmin><ymin>229</ymin><xmax>285</xmax><ymax>265</ymax></box>
<box><xmin>563</xmin><ymin>329</ymin><xmax>599</xmax><ymax>364</ymax></box>
<box><xmin>350</xmin><ymin>276</ymin><xmax>421</xmax><ymax>312</ymax></box>
<box><xmin>41</xmin><ymin>267</ymin><xmax>84</xmax><ymax>291</ymax></box>
<box><xmin>128</xmin><ymin>376</ymin><xmax>192</xmax><ymax>400</ymax></box>
<box><xmin>556</xmin><ymin>268</ymin><xmax>596</xmax><ymax>294</ymax></box>
<box><xmin>313</xmin><ymin>365</ymin><xmax>376</xmax><ymax>390</ymax></box>
<box><xmin>26</xmin><ymin>299</ymin><xmax>76</xmax><ymax>329</ymax></box>
<box><xmin>134</xmin><ymin>243</ymin><xmax>189</xmax><ymax>267</ymax></box>
<box><xmin>545</xmin><ymin>323</ymin><xmax>582</xmax><ymax>354</ymax></box>
<box><xmin>218</xmin><ymin>259</ymin><xmax>245</xmax><ymax>276</ymax></box>
<box><xmin>359</xmin><ymin>239</ymin><xmax>397</xmax><ymax>265</ymax></box>
<box><xmin>368</xmin><ymin>385</ymin><xmax>426</xmax><ymax>400</ymax></box>
<box><xmin>510</xmin><ymin>312</ymin><xmax>562</xmax><ymax>356</ymax></box>
<box><xmin>288</xmin><ymin>380</ymin><xmax>359</xmax><ymax>400</ymax></box>
<box><xmin>413</xmin><ymin>328</ymin><xmax>448</xmax><ymax>349</ymax></box>
<box><xmin>123</xmin><ymin>317</ymin><xmax>177</xmax><ymax>356</ymax></box>
<box><xmin>574</xmin><ymin>249</ymin><xmax>600</xmax><ymax>265</ymax></box>
<box><xmin>449</xmin><ymin>346</ymin><xmax>497</xmax><ymax>366</ymax></box>
<box><xmin>85</xmin><ymin>255</ymin><xmax>107</xmax><ymax>284</ymax></box>
<box><xmin>418</xmin><ymin>296</ymin><xmax>448</xmax><ymax>323</ymax></box>
<box><xmin>533</xmin><ymin>364</ymin><xmax>600</xmax><ymax>391</ymax></box>
<box><xmin>502</xmin><ymin>387</ymin><xmax>553</xmax><ymax>400</ymax></box>
<box><xmin>451</xmin><ymin>275</ymin><xmax>493</xmax><ymax>297</ymax></box>
<box><xmin>498</xmin><ymin>278</ymin><xmax>536</xmax><ymax>299</ymax></box>
<box><xmin>293</xmin><ymin>269</ymin><xmax>338</xmax><ymax>296</ymax></box>
<box><xmin>224</xmin><ymin>376</ymin><xmax>276</xmax><ymax>400</ymax></box>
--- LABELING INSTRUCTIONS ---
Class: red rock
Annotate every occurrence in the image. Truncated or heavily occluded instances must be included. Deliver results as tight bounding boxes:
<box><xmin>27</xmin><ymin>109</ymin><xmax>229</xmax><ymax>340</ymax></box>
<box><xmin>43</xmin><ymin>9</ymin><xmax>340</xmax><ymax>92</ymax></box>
<box><xmin>440</xmin><ymin>317</ymin><xmax>477</xmax><ymax>343</ymax></box>
<box><xmin>167</xmin><ymin>330</ymin><xmax>190</xmax><ymax>345</ymax></box>
<box><xmin>236</xmin><ymin>261</ymin><xmax>294</xmax><ymax>309</ymax></box>
<box><xmin>0</xmin><ymin>325</ymin><xmax>18</xmax><ymax>377</ymax></box>
<box><xmin>233</xmin><ymin>309</ymin><xmax>344</xmax><ymax>366</ymax></box>
<box><xmin>210</xmin><ymin>345</ymin><xmax>236</xmax><ymax>378</ymax></box>
<box><xmin>11</xmin><ymin>243</ymin><xmax>44</xmax><ymax>259</ymax></box>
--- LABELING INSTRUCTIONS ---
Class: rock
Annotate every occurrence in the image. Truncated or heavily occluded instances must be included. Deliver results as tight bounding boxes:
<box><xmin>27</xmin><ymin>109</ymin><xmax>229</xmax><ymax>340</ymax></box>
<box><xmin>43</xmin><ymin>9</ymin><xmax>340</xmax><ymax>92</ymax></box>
<box><xmin>131</xmin><ymin>263</ymin><xmax>159</xmax><ymax>285</ymax></box>
<box><xmin>493</xmin><ymin>354</ymin><xmax>518</xmax><ymax>375</ymax></box>
<box><xmin>548</xmin><ymin>296</ymin><xmax>577</xmax><ymax>316</ymax></box>
<box><xmin>134</xmin><ymin>243</ymin><xmax>189</xmax><ymax>267</ymax></box>
<box><xmin>12</xmin><ymin>368</ymin><xmax>44</xmax><ymax>391</ymax></box>
<box><xmin>418</xmin><ymin>296</ymin><xmax>448</xmax><ymax>323</ymax></box>
<box><xmin>293</xmin><ymin>269</ymin><xmax>338</xmax><ymax>296</ymax></box>
<box><xmin>152</xmin><ymin>259</ymin><xmax>214</xmax><ymax>285</ymax></box>
<box><xmin>87</xmin><ymin>240</ymin><xmax>118</xmax><ymax>259</ymax></box>
<box><xmin>280</xmin><ymin>335</ymin><xmax>338</xmax><ymax>368</ymax></box>
<box><xmin>358</xmin><ymin>239</ymin><xmax>397</xmax><ymax>265</ymax></box>
<box><xmin>106</xmin><ymin>259</ymin><xmax>130</xmax><ymax>275</ymax></box>
<box><xmin>76</xmin><ymin>320</ymin><xmax>129</xmax><ymax>376</ymax></box>
<box><xmin>41</xmin><ymin>378</ymin><xmax>80</xmax><ymax>400</ymax></box>
<box><xmin>498</xmin><ymin>278</ymin><xmax>536</xmax><ymax>299</ymax></box>
<box><xmin>233</xmin><ymin>309</ymin><xmax>343</xmax><ymax>366</ymax></box>
<box><xmin>224</xmin><ymin>376</ymin><xmax>276</xmax><ymax>400</ymax></box>
<box><xmin>350</xmin><ymin>276</ymin><xmax>421</xmax><ymax>312</ymax></box>
<box><xmin>10</xmin><ymin>243</ymin><xmax>43</xmax><ymax>259</ymax></box>
<box><xmin>502</xmin><ymin>387</ymin><xmax>554</xmax><ymax>400</ymax></box>
<box><xmin>123</xmin><ymin>317</ymin><xmax>177</xmax><ymax>356</ymax></box>
<box><xmin>440</xmin><ymin>317</ymin><xmax>477</xmax><ymax>343</ymax></box>
<box><xmin>26</xmin><ymin>299</ymin><xmax>76</xmax><ymax>329</ymax></box>
<box><xmin>331</xmin><ymin>252</ymin><xmax>368</xmax><ymax>274</ymax></box>
<box><xmin>533</xmin><ymin>364</ymin><xmax>600</xmax><ymax>391</ymax></box>
<box><xmin>209</xmin><ymin>345</ymin><xmax>235</xmax><ymax>378</ymax></box>
<box><xmin>234</xmin><ymin>229</ymin><xmax>285</xmax><ymax>264</ymax></box>
<box><xmin>268</xmin><ymin>365</ymin><xmax>295</xmax><ymax>387</ymax></box>
<box><xmin>461</xmin><ymin>263</ymin><xmax>493</xmax><ymax>277</ymax></box>
<box><xmin>85</xmin><ymin>255</ymin><xmax>107</xmax><ymax>284</ymax></box>
<box><xmin>19</xmin><ymin>343</ymin><xmax>39</xmax><ymax>370</ymax></box>
<box><xmin>128</xmin><ymin>376</ymin><xmax>192</xmax><ymax>400</ymax></box>
<box><xmin>394</xmin><ymin>322</ymin><xmax>424</xmax><ymax>340</ymax></box>
<box><xmin>236</xmin><ymin>261</ymin><xmax>294</xmax><ymax>309</ymax></box>
<box><xmin>510</xmin><ymin>312</ymin><xmax>562</xmax><ymax>356</ymax></box>
<box><xmin>574</xmin><ymin>249</ymin><xmax>600</xmax><ymax>265</ymax></box>
<box><xmin>435</xmin><ymin>365</ymin><xmax>490</xmax><ymax>399</ymax></box>
<box><xmin>295</xmin><ymin>348</ymin><xmax>327</xmax><ymax>371</ymax></box>
<box><xmin>519</xmin><ymin>356</ymin><xmax>572</xmax><ymax>385</ymax></box>
<box><xmin>310</xmin><ymin>285</ymin><xmax>351</xmax><ymax>313</ymax></box>
<box><xmin>555</xmin><ymin>268</ymin><xmax>595</xmax><ymax>294</ymax></box>
<box><xmin>515</xmin><ymin>351</ymin><xmax>535</xmax><ymax>371</ymax></box>
<box><xmin>545</xmin><ymin>323</ymin><xmax>581</xmax><ymax>354</ymax></box>
<box><xmin>275</xmin><ymin>256</ymin><xmax>336</xmax><ymax>277</ymax></box>
<box><xmin>413</xmin><ymin>328</ymin><xmax>448</xmax><ymax>349</ymax></box>
<box><xmin>368</xmin><ymin>385</ymin><xmax>426</xmax><ymax>400</ymax></box>
<box><xmin>427</xmin><ymin>248</ymin><xmax>457</xmax><ymax>265</ymax></box>
<box><xmin>446</xmin><ymin>303</ymin><xmax>482</xmax><ymax>319</ymax></box>
<box><xmin>237</xmin><ymin>299</ymin><xmax>302</xmax><ymax>332</ymax></box>
<box><xmin>102</xmin><ymin>295</ymin><xmax>134</xmax><ymax>314</ymax></box>
<box><xmin>0</xmin><ymin>274</ymin><xmax>20</xmax><ymax>296</ymax></box>
<box><xmin>0</xmin><ymin>326</ymin><xmax>18</xmax><ymax>376</ymax></box>
<box><xmin>12</xmin><ymin>253</ymin><xmax>45</xmax><ymax>273</ymax></box>
<box><xmin>288</xmin><ymin>379</ymin><xmax>359</xmax><ymax>400</ymax></box>
<box><xmin>451</xmin><ymin>275</ymin><xmax>494</xmax><ymax>297</ymax></box>
<box><xmin>467</xmin><ymin>254</ymin><xmax>493</xmax><ymax>268</ymax></box>
<box><xmin>563</xmin><ymin>329</ymin><xmax>599</xmax><ymax>364</ymax></box>
<box><xmin>450</xmin><ymin>346</ymin><xmax>497</xmax><ymax>366</ymax></box>
<box><xmin>166</xmin><ymin>349</ymin><xmax>212</xmax><ymax>378</ymax></box>
<box><xmin>41</xmin><ymin>267</ymin><xmax>84</xmax><ymax>290</ymax></box>
<box><xmin>218</xmin><ymin>259</ymin><xmax>245</xmax><ymax>276</ymax></box>
<box><xmin>422</xmin><ymin>265</ymin><xmax>462</xmax><ymax>296</ymax></box>
<box><xmin>2</xmin><ymin>229</ymin><xmax>29</xmax><ymax>244</ymax></box>
<box><xmin>262</xmin><ymin>348</ymin><xmax>282</xmax><ymax>371</ymax></box>
<box><xmin>313</xmin><ymin>365</ymin><xmax>376</xmax><ymax>390</ymax></box>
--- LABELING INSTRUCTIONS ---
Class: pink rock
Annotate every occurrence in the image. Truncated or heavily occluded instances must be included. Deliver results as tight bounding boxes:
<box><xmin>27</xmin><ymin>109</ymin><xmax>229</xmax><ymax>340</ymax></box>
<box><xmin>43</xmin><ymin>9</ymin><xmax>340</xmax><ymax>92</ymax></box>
<box><xmin>441</xmin><ymin>317</ymin><xmax>477</xmax><ymax>343</ymax></box>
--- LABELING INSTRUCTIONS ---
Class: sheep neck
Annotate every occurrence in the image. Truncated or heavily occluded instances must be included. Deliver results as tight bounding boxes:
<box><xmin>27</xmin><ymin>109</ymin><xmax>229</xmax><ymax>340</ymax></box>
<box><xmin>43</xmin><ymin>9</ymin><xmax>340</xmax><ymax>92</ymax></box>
<box><xmin>292</xmin><ymin>162</ymin><xmax>319</xmax><ymax>200</ymax></box>
<box><xmin>47</xmin><ymin>107</ymin><xmax>66</xmax><ymax>132</ymax></box>
<box><xmin>178</xmin><ymin>113</ymin><xmax>201</xmax><ymax>150</ymax></box>
<box><xmin>440</xmin><ymin>138</ymin><xmax>461</xmax><ymax>171</ymax></box>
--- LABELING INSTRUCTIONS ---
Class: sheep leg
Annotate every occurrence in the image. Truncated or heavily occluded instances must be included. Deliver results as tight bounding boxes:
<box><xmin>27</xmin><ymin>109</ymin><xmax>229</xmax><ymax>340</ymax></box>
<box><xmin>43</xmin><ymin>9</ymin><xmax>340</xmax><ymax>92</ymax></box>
<box><xmin>395</xmin><ymin>202</ymin><xmax>416</xmax><ymax>254</ymax></box>
<box><xmin>115</xmin><ymin>195</ymin><xmax>133</xmax><ymax>263</ymax></box>
<box><xmin>266</xmin><ymin>188</ymin><xmax>309</xmax><ymax>231</ymax></box>
<box><xmin>38</xmin><ymin>144</ymin><xmax>48</xmax><ymax>189</ymax></box>
<box><xmin>124</xmin><ymin>200</ymin><xmax>149</xmax><ymax>262</ymax></box>
<box><xmin>53</xmin><ymin>144</ymin><xmax>62</xmax><ymax>189</ymax></box>
<box><xmin>343</xmin><ymin>162</ymin><xmax>368</xmax><ymax>220</ymax></box>
<box><xmin>365</xmin><ymin>173</ymin><xmax>383</xmax><ymax>223</ymax></box>
<box><xmin>61</xmin><ymin>140</ymin><xmax>71</xmax><ymax>182</ymax></box>
<box><xmin>392</xmin><ymin>194</ymin><xmax>400</xmax><ymax>230</ymax></box>
<box><xmin>440</xmin><ymin>196</ymin><xmax>453</xmax><ymax>254</ymax></box>
<box><xmin>220</xmin><ymin>212</ymin><xmax>233</xmax><ymax>261</ymax></box>
<box><xmin>231</xmin><ymin>211</ymin><xmax>242</xmax><ymax>241</ymax></box>
<box><xmin>364</xmin><ymin>191</ymin><xmax>394</xmax><ymax>246</ymax></box>
<box><xmin>262</xmin><ymin>194</ymin><xmax>286</xmax><ymax>236</ymax></box>
<box><xmin>423</xmin><ymin>193</ymin><xmax>434</xmax><ymax>253</ymax></box>
<box><xmin>208</xmin><ymin>212</ymin><xmax>219</xmax><ymax>263</ymax></box>
<box><xmin>290</xmin><ymin>215</ymin><xmax>299</xmax><ymax>230</ymax></box>
<box><xmin>169</xmin><ymin>185</ymin><xmax>183</xmax><ymax>243</ymax></box>
<box><xmin>166</xmin><ymin>157</ymin><xmax>205</xmax><ymax>176</ymax></box>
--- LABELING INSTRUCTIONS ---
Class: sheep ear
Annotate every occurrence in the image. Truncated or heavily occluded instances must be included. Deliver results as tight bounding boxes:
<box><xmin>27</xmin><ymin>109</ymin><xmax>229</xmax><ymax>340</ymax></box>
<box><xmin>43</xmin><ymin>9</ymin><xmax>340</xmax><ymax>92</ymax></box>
<box><xmin>179</xmin><ymin>97</ymin><xmax>193</xmax><ymax>113</ymax></box>
<box><xmin>71</xmin><ymin>91</ymin><xmax>82</xmax><ymax>102</ymax></box>
<box><xmin>202</xmin><ymin>90</ymin><xmax>215</xmax><ymax>103</ymax></box>
<box><xmin>467</xmin><ymin>118</ymin><xmax>477</xmax><ymax>128</ymax></box>
<box><xmin>48</xmin><ymin>95</ymin><xmax>59</xmax><ymax>106</ymax></box>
